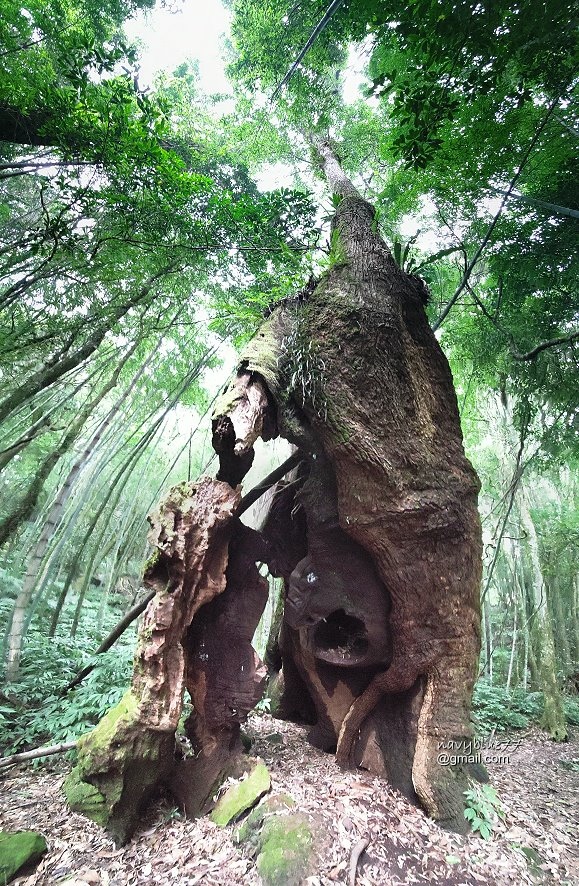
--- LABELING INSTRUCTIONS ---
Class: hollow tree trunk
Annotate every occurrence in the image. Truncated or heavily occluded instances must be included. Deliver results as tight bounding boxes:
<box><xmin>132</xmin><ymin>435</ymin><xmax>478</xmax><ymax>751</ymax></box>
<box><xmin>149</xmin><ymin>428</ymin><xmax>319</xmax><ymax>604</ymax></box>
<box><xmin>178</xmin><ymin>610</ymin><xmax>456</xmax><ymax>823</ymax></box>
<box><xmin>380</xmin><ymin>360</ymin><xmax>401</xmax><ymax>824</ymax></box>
<box><xmin>209</xmin><ymin>141</ymin><xmax>483</xmax><ymax>831</ymax></box>
<box><xmin>65</xmin><ymin>140</ymin><xmax>483</xmax><ymax>840</ymax></box>
<box><xmin>64</xmin><ymin>478</ymin><xmax>249</xmax><ymax>844</ymax></box>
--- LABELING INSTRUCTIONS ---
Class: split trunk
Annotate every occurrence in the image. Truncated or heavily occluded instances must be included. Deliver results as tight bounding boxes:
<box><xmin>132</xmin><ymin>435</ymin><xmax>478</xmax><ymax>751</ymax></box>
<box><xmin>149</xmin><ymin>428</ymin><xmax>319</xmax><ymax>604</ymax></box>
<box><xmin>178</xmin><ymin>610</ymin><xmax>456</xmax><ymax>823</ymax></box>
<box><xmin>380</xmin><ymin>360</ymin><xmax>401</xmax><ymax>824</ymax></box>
<box><xmin>67</xmin><ymin>144</ymin><xmax>483</xmax><ymax>839</ymax></box>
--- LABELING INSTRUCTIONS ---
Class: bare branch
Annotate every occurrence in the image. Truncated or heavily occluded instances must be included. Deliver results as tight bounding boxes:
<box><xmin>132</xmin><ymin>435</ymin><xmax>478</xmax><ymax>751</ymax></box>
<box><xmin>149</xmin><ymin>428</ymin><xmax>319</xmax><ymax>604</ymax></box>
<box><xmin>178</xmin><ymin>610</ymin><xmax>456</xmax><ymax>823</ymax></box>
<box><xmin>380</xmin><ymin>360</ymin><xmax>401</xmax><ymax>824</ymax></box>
<box><xmin>271</xmin><ymin>0</ymin><xmax>345</xmax><ymax>101</ymax></box>
<box><xmin>0</xmin><ymin>740</ymin><xmax>77</xmax><ymax>769</ymax></box>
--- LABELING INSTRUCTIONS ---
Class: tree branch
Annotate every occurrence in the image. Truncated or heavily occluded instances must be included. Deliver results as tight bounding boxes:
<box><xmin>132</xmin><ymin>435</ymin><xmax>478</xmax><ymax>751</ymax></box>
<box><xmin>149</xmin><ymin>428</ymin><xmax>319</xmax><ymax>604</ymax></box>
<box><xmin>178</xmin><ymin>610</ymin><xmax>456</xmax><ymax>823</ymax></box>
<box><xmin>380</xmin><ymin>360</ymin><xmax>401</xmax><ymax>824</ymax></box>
<box><xmin>433</xmin><ymin>95</ymin><xmax>562</xmax><ymax>331</ymax></box>
<box><xmin>271</xmin><ymin>0</ymin><xmax>345</xmax><ymax>100</ymax></box>
<box><xmin>467</xmin><ymin>283</ymin><xmax>579</xmax><ymax>361</ymax></box>
<box><xmin>488</xmin><ymin>187</ymin><xmax>579</xmax><ymax>220</ymax></box>
<box><xmin>512</xmin><ymin>330</ymin><xmax>579</xmax><ymax>361</ymax></box>
<box><xmin>0</xmin><ymin>740</ymin><xmax>77</xmax><ymax>769</ymax></box>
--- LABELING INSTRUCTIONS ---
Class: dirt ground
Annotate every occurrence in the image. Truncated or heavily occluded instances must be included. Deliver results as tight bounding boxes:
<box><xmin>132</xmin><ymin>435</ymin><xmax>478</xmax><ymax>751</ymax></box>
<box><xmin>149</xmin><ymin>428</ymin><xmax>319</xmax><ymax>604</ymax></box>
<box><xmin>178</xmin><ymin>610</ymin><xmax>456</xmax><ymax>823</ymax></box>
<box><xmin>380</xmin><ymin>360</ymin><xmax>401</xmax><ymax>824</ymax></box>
<box><xmin>1</xmin><ymin>715</ymin><xmax>577</xmax><ymax>886</ymax></box>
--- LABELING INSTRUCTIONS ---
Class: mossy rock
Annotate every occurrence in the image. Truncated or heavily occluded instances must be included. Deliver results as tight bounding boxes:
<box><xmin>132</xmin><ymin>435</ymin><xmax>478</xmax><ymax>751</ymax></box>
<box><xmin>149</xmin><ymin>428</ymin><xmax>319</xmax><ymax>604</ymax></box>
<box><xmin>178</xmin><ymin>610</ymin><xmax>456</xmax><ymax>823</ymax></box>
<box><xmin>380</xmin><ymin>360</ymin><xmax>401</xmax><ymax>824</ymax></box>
<box><xmin>0</xmin><ymin>831</ymin><xmax>47</xmax><ymax>882</ymax></box>
<box><xmin>211</xmin><ymin>761</ymin><xmax>271</xmax><ymax>827</ymax></box>
<box><xmin>258</xmin><ymin>816</ymin><xmax>313</xmax><ymax>886</ymax></box>
<box><xmin>236</xmin><ymin>795</ymin><xmax>314</xmax><ymax>886</ymax></box>
<box><xmin>235</xmin><ymin>793</ymin><xmax>295</xmax><ymax>846</ymax></box>
<box><xmin>240</xmin><ymin>730</ymin><xmax>253</xmax><ymax>753</ymax></box>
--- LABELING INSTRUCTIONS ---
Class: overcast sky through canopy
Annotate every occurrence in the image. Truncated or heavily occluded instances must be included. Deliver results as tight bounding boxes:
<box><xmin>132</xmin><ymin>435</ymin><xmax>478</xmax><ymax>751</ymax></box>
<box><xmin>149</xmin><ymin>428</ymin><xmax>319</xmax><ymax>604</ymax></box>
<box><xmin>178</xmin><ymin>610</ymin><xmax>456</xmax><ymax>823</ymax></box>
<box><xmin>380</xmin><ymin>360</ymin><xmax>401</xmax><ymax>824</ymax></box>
<box><xmin>125</xmin><ymin>0</ymin><xmax>232</xmax><ymax>92</ymax></box>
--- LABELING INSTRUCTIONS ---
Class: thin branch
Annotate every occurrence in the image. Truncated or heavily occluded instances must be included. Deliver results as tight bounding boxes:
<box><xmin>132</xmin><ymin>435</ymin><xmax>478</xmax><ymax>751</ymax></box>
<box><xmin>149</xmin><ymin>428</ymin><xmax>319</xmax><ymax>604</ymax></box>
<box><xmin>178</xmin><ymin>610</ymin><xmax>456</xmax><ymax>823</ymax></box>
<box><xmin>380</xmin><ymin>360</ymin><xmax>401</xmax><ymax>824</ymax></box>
<box><xmin>467</xmin><ymin>283</ymin><xmax>579</xmax><ymax>360</ymax></box>
<box><xmin>488</xmin><ymin>187</ymin><xmax>579</xmax><ymax>220</ymax></box>
<box><xmin>512</xmin><ymin>331</ymin><xmax>579</xmax><ymax>361</ymax></box>
<box><xmin>0</xmin><ymin>740</ymin><xmax>77</xmax><ymax>769</ymax></box>
<box><xmin>237</xmin><ymin>450</ymin><xmax>303</xmax><ymax>514</ymax></box>
<box><xmin>349</xmin><ymin>839</ymin><xmax>369</xmax><ymax>886</ymax></box>
<box><xmin>481</xmin><ymin>418</ymin><xmax>529</xmax><ymax>604</ymax></box>
<box><xmin>271</xmin><ymin>0</ymin><xmax>345</xmax><ymax>101</ymax></box>
<box><xmin>433</xmin><ymin>95</ymin><xmax>562</xmax><ymax>331</ymax></box>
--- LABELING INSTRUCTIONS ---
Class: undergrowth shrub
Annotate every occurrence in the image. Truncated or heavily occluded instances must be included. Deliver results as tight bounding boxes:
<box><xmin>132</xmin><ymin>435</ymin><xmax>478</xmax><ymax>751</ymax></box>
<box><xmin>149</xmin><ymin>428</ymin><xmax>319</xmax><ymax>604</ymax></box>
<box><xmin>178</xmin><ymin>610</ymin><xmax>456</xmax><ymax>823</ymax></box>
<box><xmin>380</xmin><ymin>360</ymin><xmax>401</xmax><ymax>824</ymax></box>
<box><xmin>0</xmin><ymin>607</ymin><xmax>134</xmax><ymax>755</ymax></box>
<box><xmin>473</xmin><ymin>679</ymin><xmax>579</xmax><ymax>734</ymax></box>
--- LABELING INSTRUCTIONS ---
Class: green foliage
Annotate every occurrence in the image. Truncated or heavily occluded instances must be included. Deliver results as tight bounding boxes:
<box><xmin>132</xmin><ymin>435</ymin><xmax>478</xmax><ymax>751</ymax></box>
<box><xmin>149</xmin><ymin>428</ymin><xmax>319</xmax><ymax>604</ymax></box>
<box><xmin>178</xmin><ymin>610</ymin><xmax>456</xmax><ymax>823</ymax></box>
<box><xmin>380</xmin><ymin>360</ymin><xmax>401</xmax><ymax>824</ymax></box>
<box><xmin>464</xmin><ymin>783</ymin><xmax>505</xmax><ymax>839</ymax></box>
<box><xmin>472</xmin><ymin>680</ymin><xmax>579</xmax><ymax>734</ymax></box>
<box><xmin>0</xmin><ymin>602</ymin><xmax>133</xmax><ymax>754</ymax></box>
<box><xmin>564</xmin><ymin>698</ymin><xmax>579</xmax><ymax>727</ymax></box>
<box><xmin>472</xmin><ymin>681</ymin><xmax>540</xmax><ymax>733</ymax></box>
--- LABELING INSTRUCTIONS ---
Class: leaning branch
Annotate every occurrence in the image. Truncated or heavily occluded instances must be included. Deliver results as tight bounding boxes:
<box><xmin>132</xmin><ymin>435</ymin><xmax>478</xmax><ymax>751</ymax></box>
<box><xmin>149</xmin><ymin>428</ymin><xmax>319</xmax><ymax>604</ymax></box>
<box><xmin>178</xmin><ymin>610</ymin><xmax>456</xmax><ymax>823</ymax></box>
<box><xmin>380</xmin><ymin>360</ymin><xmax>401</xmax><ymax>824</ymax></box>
<box><xmin>0</xmin><ymin>740</ymin><xmax>77</xmax><ymax>769</ymax></box>
<box><xmin>62</xmin><ymin>591</ymin><xmax>156</xmax><ymax>693</ymax></box>
<box><xmin>467</xmin><ymin>283</ymin><xmax>579</xmax><ymax>361</ymax></box>
<box><xmin>488</xmin><ymin>188</ymin><xmax>579</xmax><ymax>220</ymax></box>
<box><xmin>512</xmin><ymin>330</ymin><xmax>579</xmax><ymax>361</ymax></box>
<box><xmin>237</xmin><ymin>450</ymin><xmax>302</xmax><ymax>514</ymax></box>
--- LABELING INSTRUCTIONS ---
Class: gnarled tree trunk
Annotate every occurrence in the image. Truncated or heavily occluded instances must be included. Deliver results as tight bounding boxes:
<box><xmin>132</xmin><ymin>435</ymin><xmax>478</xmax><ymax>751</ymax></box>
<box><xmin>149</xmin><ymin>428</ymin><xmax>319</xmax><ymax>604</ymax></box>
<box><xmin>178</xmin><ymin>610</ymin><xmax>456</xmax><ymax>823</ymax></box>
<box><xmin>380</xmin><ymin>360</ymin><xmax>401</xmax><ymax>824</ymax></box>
<box><xmin>66</xmin><ymin>141</ymin><xmax>483</xmax><ymax>840</ymax></box>
<box><xmin>211</xmin><ymin>141</ymin><xmax>483</xmax><ymax>831</ymax></box>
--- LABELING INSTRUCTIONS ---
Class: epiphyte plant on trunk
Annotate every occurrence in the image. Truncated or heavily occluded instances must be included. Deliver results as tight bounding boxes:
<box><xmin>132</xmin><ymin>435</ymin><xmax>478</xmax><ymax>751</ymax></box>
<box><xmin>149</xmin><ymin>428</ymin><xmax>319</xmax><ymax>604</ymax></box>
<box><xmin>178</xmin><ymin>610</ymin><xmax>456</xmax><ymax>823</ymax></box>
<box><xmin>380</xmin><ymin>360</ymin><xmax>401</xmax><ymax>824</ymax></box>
<box><xmin>66</xmin><ymin>137</ymin><xmax>484</xmax><ymax>841</ymax></box>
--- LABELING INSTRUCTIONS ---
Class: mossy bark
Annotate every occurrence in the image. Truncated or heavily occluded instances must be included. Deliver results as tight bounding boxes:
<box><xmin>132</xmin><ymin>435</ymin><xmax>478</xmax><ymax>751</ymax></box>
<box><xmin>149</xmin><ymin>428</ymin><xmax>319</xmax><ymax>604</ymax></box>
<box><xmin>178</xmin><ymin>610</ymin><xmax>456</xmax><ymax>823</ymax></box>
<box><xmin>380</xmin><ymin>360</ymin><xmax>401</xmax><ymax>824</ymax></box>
<box><xmin>65</xmin><ymin>478</ymin><xmax>247</xmax><ymax>843</ymax></box>
<box><xmin>211</xmin><ymin>143</ymin><xmax>483</xmax><ymax>832</ymax></box>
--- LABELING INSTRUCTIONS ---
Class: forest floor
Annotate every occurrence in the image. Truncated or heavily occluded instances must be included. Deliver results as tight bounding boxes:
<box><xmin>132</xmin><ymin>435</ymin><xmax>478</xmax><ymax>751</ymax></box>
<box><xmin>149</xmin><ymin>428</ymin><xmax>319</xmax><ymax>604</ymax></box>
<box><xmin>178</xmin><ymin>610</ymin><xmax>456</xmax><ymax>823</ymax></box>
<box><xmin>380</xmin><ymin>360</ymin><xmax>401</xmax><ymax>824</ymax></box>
<box><xmin>1</xmin><ymin>715</ymin><xmax>577</xmax><ymax>886</ymax></box>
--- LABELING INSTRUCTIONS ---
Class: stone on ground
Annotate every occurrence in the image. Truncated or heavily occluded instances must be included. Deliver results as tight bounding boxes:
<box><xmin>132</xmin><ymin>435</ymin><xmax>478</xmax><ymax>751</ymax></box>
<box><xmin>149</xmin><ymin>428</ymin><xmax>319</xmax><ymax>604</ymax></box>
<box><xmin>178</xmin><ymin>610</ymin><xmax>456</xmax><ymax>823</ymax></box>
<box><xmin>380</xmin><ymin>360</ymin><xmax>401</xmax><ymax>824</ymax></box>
<box><xmin>0</xmin><ymin>831</ymin><xmax>47</xmax><ymax>882</ymax></box>
<box><xmin>210</xmin><ymin>760</ymin><xmax>271</xmax><ymax>827</ymax></box>
<box><xmin>235</xmin><ymin>794</ymin><xmax>314</xmax><ymax>886</ymax></box>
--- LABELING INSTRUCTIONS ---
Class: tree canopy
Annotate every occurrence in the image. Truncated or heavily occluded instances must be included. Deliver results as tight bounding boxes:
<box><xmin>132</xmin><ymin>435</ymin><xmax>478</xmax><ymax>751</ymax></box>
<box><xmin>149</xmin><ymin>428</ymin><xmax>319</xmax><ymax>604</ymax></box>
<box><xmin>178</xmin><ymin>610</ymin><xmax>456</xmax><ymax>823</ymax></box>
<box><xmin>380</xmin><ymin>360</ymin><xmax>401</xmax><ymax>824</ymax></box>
<box><xmin>0</xmin><ymin>0</ymin><xmax>577</xmax><ymax>797</ymax></box>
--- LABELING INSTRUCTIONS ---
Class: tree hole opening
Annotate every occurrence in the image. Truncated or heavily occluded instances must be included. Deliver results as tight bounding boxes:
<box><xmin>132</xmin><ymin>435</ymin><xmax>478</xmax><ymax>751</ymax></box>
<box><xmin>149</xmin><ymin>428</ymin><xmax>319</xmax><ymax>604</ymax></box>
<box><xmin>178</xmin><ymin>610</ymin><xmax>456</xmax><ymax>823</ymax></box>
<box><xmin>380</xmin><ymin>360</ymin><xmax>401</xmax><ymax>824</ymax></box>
<box><xmin>313</xmin><ymin>609</ymin><xmax>369</xmax><ymax>662</ymax></box>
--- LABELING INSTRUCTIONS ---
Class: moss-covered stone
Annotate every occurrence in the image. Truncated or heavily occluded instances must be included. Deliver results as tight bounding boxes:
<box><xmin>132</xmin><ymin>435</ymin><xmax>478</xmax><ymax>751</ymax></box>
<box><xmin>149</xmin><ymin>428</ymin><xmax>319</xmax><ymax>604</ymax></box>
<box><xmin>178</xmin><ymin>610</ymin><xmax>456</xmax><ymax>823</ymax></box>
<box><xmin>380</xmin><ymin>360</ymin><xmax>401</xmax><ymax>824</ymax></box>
<box><xmin>240</xmin><ymin>730</ymin><xmax>253</xmax><ymax>752</ymax></box>
<box><xmin>210</xmin><ymin>761</ymin><xmax>271</xmax><ymax>827</ymax></box>
<box><xmin>0</xmin><ymin>831</ymin><xmax>47</xmax><ymax>882</ymax></box>
<box><xmin>235</xmin><ymin>794</ymin><xmax>314</xmax><ymax>885</ymax></box>
<box><xmin>235</xmin><ymin>793</ymin><xmax>295</xmax><ymax>846</ymax></box>
<box><xmin>257</xmin><ymin>816</ymin><xmax>313</xmax><ymax>886</ymax></box>
<box><xmin>235</xmin><ymin>793</ymin><xmax>314</xmax><ymax>886</ymax></box>
<box><xmin>263</xmin><ymin>732</ymin><xmax>284</xmax><ymax>745</ymax></box>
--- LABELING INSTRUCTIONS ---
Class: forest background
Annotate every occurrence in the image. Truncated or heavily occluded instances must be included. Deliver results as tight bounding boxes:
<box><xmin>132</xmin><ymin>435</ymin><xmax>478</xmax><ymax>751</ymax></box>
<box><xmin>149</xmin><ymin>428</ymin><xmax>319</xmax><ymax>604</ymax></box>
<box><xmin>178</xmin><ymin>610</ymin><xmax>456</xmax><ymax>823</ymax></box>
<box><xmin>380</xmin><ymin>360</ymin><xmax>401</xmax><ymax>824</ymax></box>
<box><xmin>0</xmin><ymin>0</ymin><xmax>577</xmax><ymax>756</ymax></box>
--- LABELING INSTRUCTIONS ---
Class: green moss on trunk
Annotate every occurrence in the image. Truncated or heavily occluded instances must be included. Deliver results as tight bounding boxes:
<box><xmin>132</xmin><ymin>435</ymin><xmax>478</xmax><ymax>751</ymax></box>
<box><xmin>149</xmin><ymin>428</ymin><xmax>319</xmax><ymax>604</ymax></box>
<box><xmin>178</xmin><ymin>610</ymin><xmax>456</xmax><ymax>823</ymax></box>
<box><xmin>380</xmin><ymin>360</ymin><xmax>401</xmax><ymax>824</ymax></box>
<box><xmin>64</xmin><ymin>690</ymin><xmax>175</xmax><ymax>845</ymax></box>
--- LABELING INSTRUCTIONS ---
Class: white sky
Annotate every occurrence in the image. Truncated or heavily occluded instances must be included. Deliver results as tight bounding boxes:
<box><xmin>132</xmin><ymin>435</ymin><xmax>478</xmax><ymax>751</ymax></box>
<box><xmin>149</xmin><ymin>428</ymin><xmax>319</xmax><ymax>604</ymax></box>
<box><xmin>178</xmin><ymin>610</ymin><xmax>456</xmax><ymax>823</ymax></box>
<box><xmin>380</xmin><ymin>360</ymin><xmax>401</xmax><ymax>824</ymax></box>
<box><xmin>124</xmin><ymin>1</ymin><xmax>452</xmax><ymax>252</ymax></box>
<box><xmin>125</xmin><ymin>0</ymin><xmax>232</xmax><ymax>93</ymax></box>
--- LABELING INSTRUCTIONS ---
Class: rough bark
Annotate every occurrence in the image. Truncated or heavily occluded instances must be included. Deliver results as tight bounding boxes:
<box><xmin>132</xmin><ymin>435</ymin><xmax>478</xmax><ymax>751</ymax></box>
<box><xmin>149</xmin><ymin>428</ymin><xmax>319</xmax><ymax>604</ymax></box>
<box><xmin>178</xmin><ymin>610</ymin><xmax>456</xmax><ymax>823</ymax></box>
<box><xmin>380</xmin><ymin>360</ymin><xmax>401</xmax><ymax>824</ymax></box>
<box><xmin>171</xmin><ymin>523</ymin><xmax>269</xmax><ymax>815</ymax></box>
<box><xmin>64</xmin><ymin>473</ymin><xmax>278</xmax><ymax>842</ymax></box>
<box><xmin>64</xmin><ymin>478</ymin><xmax>242</xmax><ymax>844</ymax></box>
<box><xmin>209</xmin><ymin>142</ymin><xmax>483</xmax><ymax>831</ymax></box>
<box><xmin>66</xmin><ymin>141</ymin><xmax>483</xmax><ymax>839</ymax></box>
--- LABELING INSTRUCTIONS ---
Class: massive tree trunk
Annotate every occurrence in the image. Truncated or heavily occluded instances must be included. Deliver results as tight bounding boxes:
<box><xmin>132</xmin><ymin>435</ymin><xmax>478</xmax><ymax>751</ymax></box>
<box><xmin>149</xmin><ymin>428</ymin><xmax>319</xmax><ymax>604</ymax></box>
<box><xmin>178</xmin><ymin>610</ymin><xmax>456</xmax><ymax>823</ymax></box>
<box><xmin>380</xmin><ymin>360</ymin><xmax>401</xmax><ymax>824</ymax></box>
<box><xmin>211</xmin><ymin>142</ymin><xmax>483</xmax><ymax>831</ymax></box>
<box><xmin>66</xmin><ymin>141</ymin><xmax>482</xmax><ymax>840</ymax></box>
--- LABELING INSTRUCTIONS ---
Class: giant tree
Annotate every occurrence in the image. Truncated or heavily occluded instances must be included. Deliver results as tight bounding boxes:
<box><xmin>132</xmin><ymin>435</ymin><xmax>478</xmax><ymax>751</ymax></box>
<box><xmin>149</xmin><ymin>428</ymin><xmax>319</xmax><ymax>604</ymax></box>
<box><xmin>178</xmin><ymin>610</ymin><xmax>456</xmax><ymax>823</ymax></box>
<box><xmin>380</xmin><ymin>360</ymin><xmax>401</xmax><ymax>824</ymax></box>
<box><xmin>45</xmin><ymin>0</ymin><xmax>577</xmax><ymax>846</ymax></box>
<box><xmin>66</xmin><ymin>134</ymin><xmax>483</xmax><ymax>840</ymax></box>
